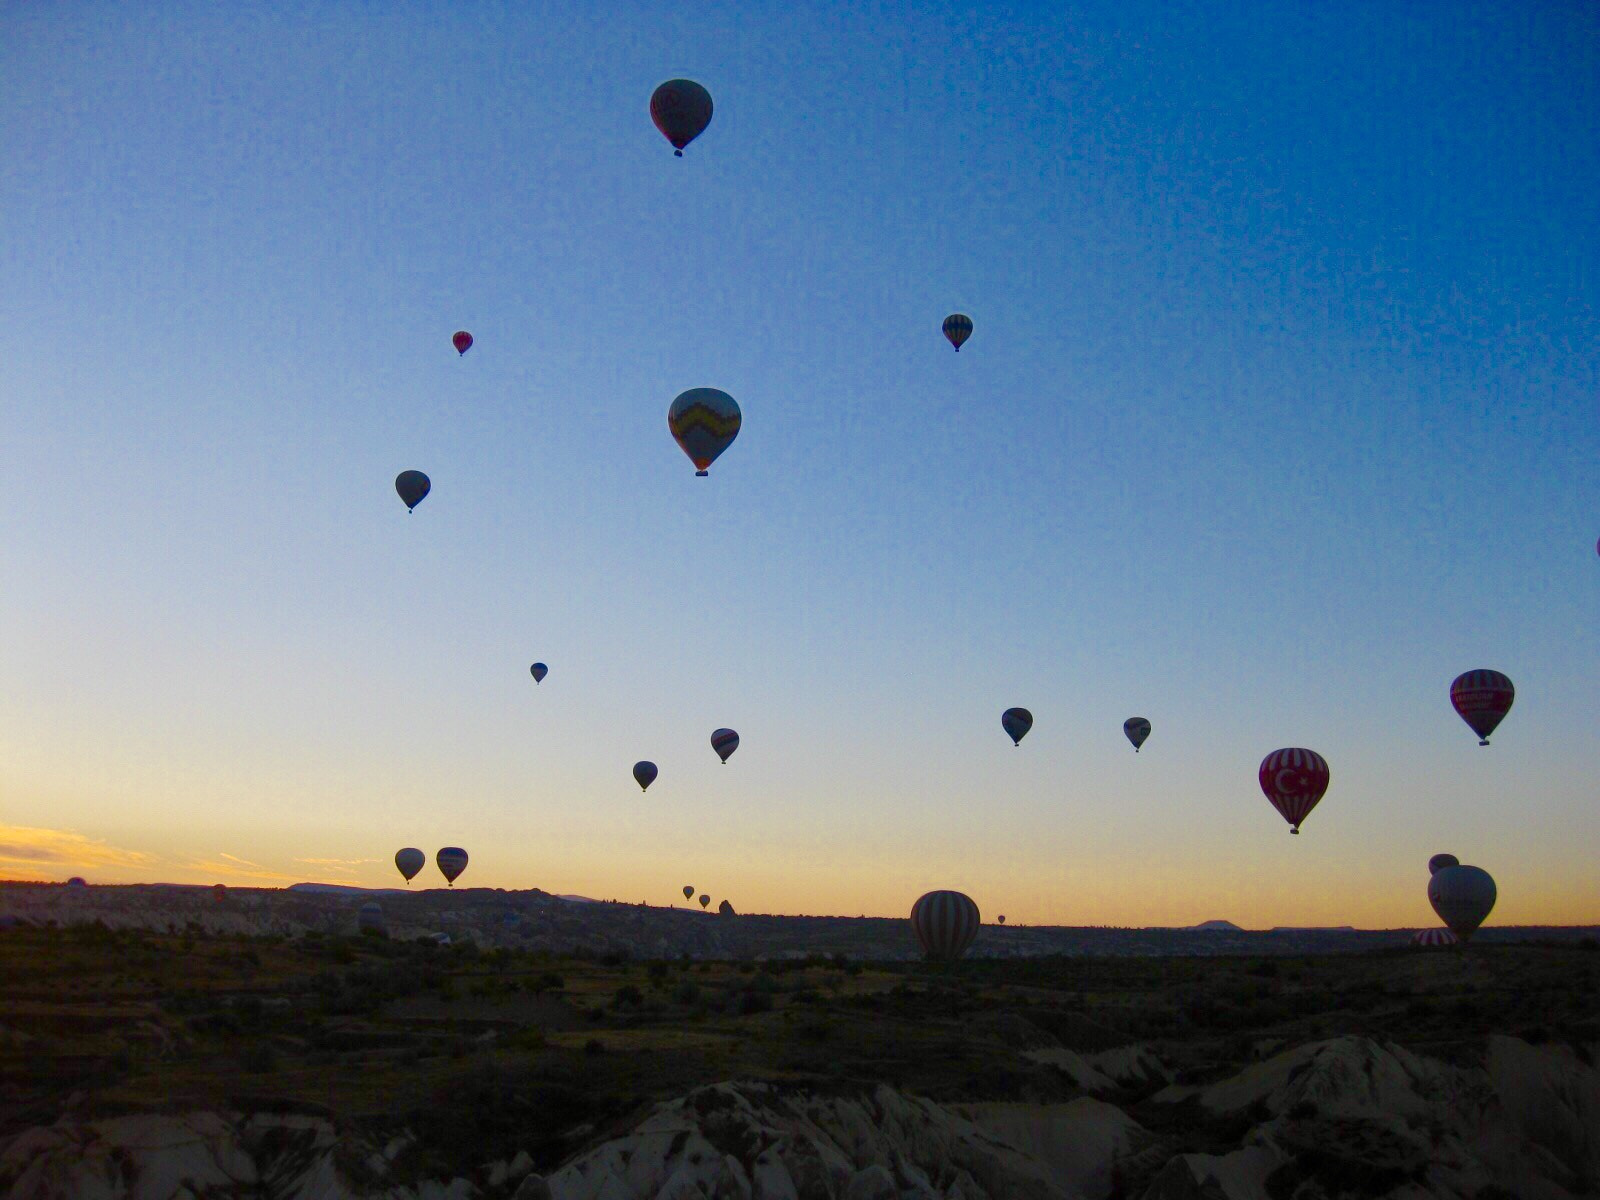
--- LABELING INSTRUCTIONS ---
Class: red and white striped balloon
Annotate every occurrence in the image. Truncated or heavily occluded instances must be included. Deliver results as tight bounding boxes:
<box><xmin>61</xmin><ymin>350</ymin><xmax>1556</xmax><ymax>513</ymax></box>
<box><xmin>1411</xmin><ymin>928</ymin><xmax>1458</xmax><ymax>947</ymax></box>
<box><xmin>910</xmin><ymin>890</ymin><xmax>980</xmax><ymax>962</ymax></box>
<box><xmin>1257</xmin><ymin>748</ymin><xmax>1330</xmax><ymax>834</ymax></box>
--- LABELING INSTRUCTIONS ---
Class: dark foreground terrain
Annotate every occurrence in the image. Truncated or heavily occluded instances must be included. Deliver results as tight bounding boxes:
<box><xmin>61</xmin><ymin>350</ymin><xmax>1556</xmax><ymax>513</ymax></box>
<box><xmin>0</xmin><ymin>917</ymin><xmax>1596</xmax><ymax>1199</ymax></box>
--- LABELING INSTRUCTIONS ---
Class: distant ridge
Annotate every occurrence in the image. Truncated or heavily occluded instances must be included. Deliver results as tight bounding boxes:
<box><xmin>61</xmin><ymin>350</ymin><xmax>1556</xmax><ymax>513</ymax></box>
<box><xmin>287</xmin><ymin>883</ymin><xmax>408</xmax><ymax>896</ymax></box>
<box><xmin>1187</xmin><ymin>920</ymin><xmax>1243</xmax><ymax>931</ymax></box>
<box><xmin>1270</xmin><ymin>925</ymin><xmax>1356</xmax><ymax>932</ymax></box>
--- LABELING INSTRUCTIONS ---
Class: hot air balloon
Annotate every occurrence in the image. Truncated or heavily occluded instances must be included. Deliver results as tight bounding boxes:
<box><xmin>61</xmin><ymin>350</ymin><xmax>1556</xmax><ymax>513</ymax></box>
<box><xmin>1124</xmin><ymin>717</ymin><xmax>1152</xmax><ymax>752</ymax></box>
<box><xmin>683</xmin><ymin>885</ymin><xmax>694</xmax><ymax>900</ymax></box>
<box><xmin>436</xmin><ymin>847</ymin><xmax>468</xmax><ymax>886</ymax></box>
<box><xmin>213</xmin><ymin>883</ymin><xmax>227</xmax><ymax>904</ymax></box>
<box><xmin>1428</xmin><ymin>864</ymin><xmax>1496</xmax><ymax>941</ymax></box>
<box><xmin>710</xmin><ymin>728</ymin><xmax>740</xmax><ymax>763</ymax></box>
<box><xmin>910</xmin><ymin>890</ymin><xmax>980</xmax><ymax>962</ymax></box>
<box><xmin>530</xmin><ymin>663</ymin><xmax>548</xmax><ymax>684</ymax></box>
<box><xmin>1428</xmin><ymin>853</ymin><xmax>1459</xmax><ymax>876</ymax></box>
<box><xmin>1001</xmin><ymin>708</ymin><xmax>1033</xmax><ymax>747</ymax></box>
<box><xmin>395</xmin><ymin>848</ymin><xmax>425</xmax><ymax>884</ymax></box>
<box><xmin>66</xmin><ymin>877</ymin><xmax>87</xmax><ymax>888</ymax></box>
<box><xmin>395</xmin><ymin>470</ymin><xmax>430</xmax><ymax>512</ymax></box>
<box><xmin>1411</xmin><ymin>928</ymin><xmax>1458</xmax><ymax>947</ymax></box>
<box><xmin>452</xmin><ymin>331</ymin><xmax>473</xmax><ymax>356</ymax></box>
<box><xmin>998</xmin><ymin>915</ymin><xmax>1006</xmax><ymax>925</ymax></box>
<box><xmin>650</xmin><ymin>79</ymin><xmax>713</xmax><ymax>156</ymax></box>
<box><xmin>1257</xmin><ymin>748</ymin><xmax>1330</xmax><ymax>834</ymax></box>
<box><xmin>634</xmin><ymin>761</ymin><xmax>658</xmax><ymax>792</ymax></box>
<box><xmin>699</xmin><ymin>894</ymin><xmax>711</xmax><ymax>909</ymax></box>
<box><xmin>1450</xmin><ymin>670</ymin><xmax>1514</xmax><ymax>746</ymax></box>
<box><xmin>668</xmin><ymin>388</ymin><xmax>741</xmax><ymax>476</ymax></box>
<box><xmin>358</xmin><ymin>901</ymin><xmax>387</xmax><ymax>935</ymax></box>
<box><xmin>942</xmin><ymin>314</ymin><xmax>973</xmax><ymax>351</ymax></box>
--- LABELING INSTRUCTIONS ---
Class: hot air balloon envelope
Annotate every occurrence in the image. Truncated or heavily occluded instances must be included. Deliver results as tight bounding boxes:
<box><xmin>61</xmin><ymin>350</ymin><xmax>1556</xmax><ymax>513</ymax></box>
<box><xmin>911</xmin><ymin>890</ymin><xmax>980</xmax><ymax>961</ymax></box>
<box><xmin>1428</xmin><ymin>853</ymin><xmax>1459</xmax><ymax>876</ymax></box>
<box><xmin>1001</xmin><ymin>708</ymin><xmax>1033</xmax><ymax>746</ymax></box>
<box><xmin>396</xmin><ymin>470</ymin><xmax>431</xmax><ymax>511</ymax></box>
<box><xmin>530</xmin><ymin>663</ymin><xmax>548</xmax><ymax>684</ymax></box>
<box><xmin>699</xmin><ymin>894</ymin><xmax>711</xmax><ymax>909</ymax></box>
<box><xmin>1450</xmin><ymin>670</ymin><xmax>1514</xmax><ymax>745</ymax></box>
<box><xmin>395</xmin><ymin>848</ymin><xmax>426</xmax><ymax>883</ymax></box>
<box><xmin>650</xmin><ymin>79</ymin><xmax>713</xmax><ymax>155</ymax></box>
<box><xmin>436</xmin><ymin>847</ymin><xmax>469</xmax><ymax>886</ymax></box>
<box><xmin>683</xmin><ymin>885</ymin><xmax>694</xmax><ymax>900</ymax></box>
<box><xmin>358</xmin><ymin>901</ymin><xmax>387</xmax><ymax>935</ymax></box>
<box><xmin>1411</xmin><ymin>928</ymin><xmax>1458</xmax><ymax>947</ymax></box>
<box><xmin>942</xmin><ymin>314</ymin><xmax>973</xmax><ymax>351</ymax></box>
<box><xmin>633</xmin><ymin>761</ymin><xmax>658</xmax><ymax>792</ymax></box>
<box><xmin>669</xmin><ymin>388</ymin><xmax>741</xmax><ymax>475</ymax></box>
<box><xmin>711</xmin><ymin>728</ymin><xmax>740</xmax><ymax>762</ymax></box>
<box><xmin>213</xmin><ymin>884</ymin><xmax>227</xmax><ymax>904</ymax></box>
<box><xmin>1258</xmin><ymin>748</ymin><xmax>1330</xmax><ymax>834</ymax></box>
<box><xmin>1428</xmin><ymin>864</ymin><xmax>1496</xmax><ymax>940</ymax></box>
<box><xmin>452</xmin><ymin>331</ymin><xmax>473</xmax><ymax>355</ymax></box>
<box><xmin>1124</xmin><ymin>717</ymin><xmax>1152</xmax><ymax>752</ymax></box>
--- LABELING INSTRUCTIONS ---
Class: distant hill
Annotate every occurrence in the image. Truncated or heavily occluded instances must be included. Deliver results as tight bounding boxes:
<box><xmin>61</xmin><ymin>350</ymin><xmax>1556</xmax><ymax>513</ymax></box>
<box><xmin>287</xmin><ymin>883</ymin><xmax>407</xmax><ymax>896</ymax></box>
<box><xmin>1187</xmin><ymin>920</ymin><xmax>1243</xmax><ymax>931</ymax></box>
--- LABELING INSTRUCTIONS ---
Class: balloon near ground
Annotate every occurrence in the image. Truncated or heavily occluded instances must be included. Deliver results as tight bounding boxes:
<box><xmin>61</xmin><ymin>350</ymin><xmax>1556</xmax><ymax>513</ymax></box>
<box><xmin>668</xmin><ymin>388</ymin><xmax>741</xmax><ymax>476</ymax></box>
<box><xmin>650</xmin><ymin>79</ymin><xmax>713</xmax><ymax>156</ymax></box>
<box><xmin>452</xmin><ymin>330</ymin><xmax>473</xmax><ymax>355</ymax></box>
<box><xmin>942</xmin><ymin>313</ymin><xmax>973</xmax><ymax>351</ymax></box>
<box><xmin>395</xmin><ymin>470</ymin><xmax>430</xmax><ymax>512</ymax></box>
<box><xmin>1258</xmin><ymin>748</ymin><xmax>1330</xmax><ymax>834</ymax></box>
<box><xmin>683</xmin><ymin>885</ymin><xmax>694</xmax><ymax>900</ymax></box>
<box><xmin>1411</xmin><ymin>928</ymin><xmax>1458</xmax><ymax>947</ymax></box>
<box><xmin>711</xmin><ymin>728</ymin><xmax>740</xmax><ymax>763</ymax></box>
<box><xmin>529</xmin><ymin>662</ymin><xmax>548</xmax><ymax>684</ymax></box>
<box><xmin>212</xmin><ymin>884</ymin><xmax>227</xmax><ymax>904</ymax></box>
<box><xmin>1124</xmin><ymin>717</ymin><xmax>1152</xmax><ymax>752</ymax></box>
<box><xmin>699</xmin><ymin>894</ymin><xmax>711</xmax><ymax>909</ymax></box>
<box><xmin>1450</xmin><ymin>670</ymin><xmax>1514</xmax><ymax>746</ymax></box>
<box><xmin>1428</xmin><ymin>853</ymin><xmax>1459</xmax><ymax>876</ymax></box>
<box><xmin>1001</xmin><ymin>708</ymin><xmax>1033</xmax><ymax>747</ymax></box>
<box><xmin>1428</xmin><ymin>864</ymin><xmax>1496</xmax><ymax>941</ymax></box>
<box><xmin>436</xmin><ymin>847</ymin><xmax>469</xmax><ymax>886</ymax></box>
<box><xmin>910</xmin><ymin>890</ymin><xmax>980</xmax><ymax>961</ymax></box>
<box><xmin>633</xmin><ymin>761</ymin><xmax>658</xmax><ymax>792</ymax></box>
<box><xmin>395</xmin><ymin>848</ymin><xmax>425</xmax><ymax>884</ymax></box>
<box><xmin>357</xmin><ymin>901</ymin><xmax>386</xmax><ymax>935</ymax></box>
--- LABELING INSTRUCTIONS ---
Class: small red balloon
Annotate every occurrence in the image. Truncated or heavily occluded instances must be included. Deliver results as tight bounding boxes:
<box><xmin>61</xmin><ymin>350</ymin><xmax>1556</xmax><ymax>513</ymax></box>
<box><xmin>452</xmin><ymin>331</ymin><xmax>473</xmax><ymax>356</ymax></box>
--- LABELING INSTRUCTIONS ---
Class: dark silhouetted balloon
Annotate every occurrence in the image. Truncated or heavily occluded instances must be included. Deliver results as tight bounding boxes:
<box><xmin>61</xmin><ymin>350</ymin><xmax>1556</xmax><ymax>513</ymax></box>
<box><xmin>436</xmin><ymin>847</ymin><xmax>468</xmax><ymax>886</ymax></box>
<box><xmin>66</xmin><ymin>877</ymin><xmax>86</xmax><ymax>888</ymax></box>
<box><xmin>683</xmin><ymin>885</ymin><xmax>694</xmax><ymax>900</ymax></box>
<box><xmin>1258</xmin><ymin>748</ymin><xmax>1330</xmax><ymax>834</ymax></box>
<box><xmin>358</xmin><ymin>901</ymin><xmax>386</xmax><ymax>935</ymax></box>
<box><xmin>1450</xmin><ymin>670</ymin><xmax>1514</xmax><ymax>746</ymax></box>
<box><xmin>1124</xmin><ymin>717</ymin><xmax>1152</xmax><ymax>752</ymax></box>
<box><xmin>1411</xmin><ymin>928</ymin><xmax>1457</xmax><ymax>947</ymax></box>
<box><xmin>650</xmin><ymin>79</ymin><xmax>713</xmax><ymax>155</ymax></box>
<box><xmin>452</xmin><ymin>331</ymin><xmax>473</xmax><ymax>356</ymax></box>
<box><xmin>633</xmin><ymin>761</ymin><xmax>658</xmax><ymax>792</ymax></box>
<box><xmin>395</xmin><ymin>470</ymin><xmax>430</xmax><ymax>512</ymax></box>
<box><xmin>395</xmin><ymin>848</ymin><xmax>425</xmax><ymax>884</ymax></box>
<box><xmin>699</xmin><ymin>893</ymin><xmax>711</xmax><ymax>909</ymax></box>
<box><xmin>530</xmin><ymin>663</ymin><xmax>548</xmax><ymax>684</ymax></box>
<box><xmin>1428</xmin><ymin>853</ymin><xmax>1459</xmax><ymax>876</ymax></box>
<box><xmin>669</xmin><ymin>388</ymin><xmax>741</xmax><ymax>476</ymax></box>
<box><xmin>1428</xmin><ymin>864</ymin><xmax>1496</xmax><ymax>940</ymax></box>
<box><xmin>711</xmin><ymin>728</ymin><xmax>739</xmax><ymax>763</ymax></box>
<box><xmin>998</xmin><ymin>915</ymin><xmax>1006</xmax><ymax>925</ymax></box>
<box><xmin>1001</xmin><ymin>708</ymin><xmax>1033</xmax><ymax>747</ymax></box>
<box><xmin>943</xmin><ymin>314</ymin><xmax>973</xmax><ymax>351</ymax></box>
<box><xmin>213</xmin><ymin>884</ymin><xmax>227</xmax><ymax>904</ymax></box>
<box><xmin>911</xmin><ymin>890</ymin><xmax>980</xmax><ymax>961</ymax></box>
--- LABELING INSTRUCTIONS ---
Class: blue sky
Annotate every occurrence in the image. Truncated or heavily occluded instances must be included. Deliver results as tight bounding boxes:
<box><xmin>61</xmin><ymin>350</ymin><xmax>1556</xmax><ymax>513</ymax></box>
<box><xmin>2</xmin><ymin>1</ymin><xmax>1596</xmax><ymax>926</ymax></box>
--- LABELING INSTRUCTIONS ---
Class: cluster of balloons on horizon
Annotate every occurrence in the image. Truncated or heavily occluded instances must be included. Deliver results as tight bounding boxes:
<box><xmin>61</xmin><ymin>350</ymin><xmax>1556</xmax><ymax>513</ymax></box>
<box><xmin>394</xmin><ymin>847</ymin><xmax>468</xmax><ymax>887</ymax></box>
<box><xmin>369</xmin><ymin>78</ymin><xmax>1544</xmax><ymax>935</ymax></box>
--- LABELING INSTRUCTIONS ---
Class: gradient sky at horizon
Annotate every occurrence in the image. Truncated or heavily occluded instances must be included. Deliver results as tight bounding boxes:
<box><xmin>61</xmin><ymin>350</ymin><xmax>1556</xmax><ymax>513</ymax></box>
<box><xmin>2</xmin><ymin>1</ymin><xmax>1597</xmax><ymax>929</ymax></box>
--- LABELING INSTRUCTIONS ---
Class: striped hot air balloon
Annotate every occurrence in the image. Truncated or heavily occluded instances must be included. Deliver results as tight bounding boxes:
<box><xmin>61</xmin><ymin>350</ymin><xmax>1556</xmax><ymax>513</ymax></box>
<box><xmin>942</xmin><ymin>313</ymin><xmax>973</xmax><ymax>351</ymax></box>
<box><xmin>1124</xmin><ymin>717</ymin><xmax>1152</xmax><ymax>752</ymax></box>
<box><xmin>1450</xmin><ymin>670</ymin><xmax>1514</xmax><ymax>746</ymax></box>
<box><xmin>436</xmin><ymin>847</ymin><xmax>469</xmax><ymax>886</ymax></box>
<box><xmin>650</xmin><ymin>79</ymin><xmax>713</xmax><ymax>156</ymax></box>
<box><xmin>1428</xmin><ymin>864</ymin><xmax>1496</xmax><ymax>941</ymax></box>
<box><xmin>910</xmin><ymin>890</ymin><xmax>980</xmax><ymax>962</ymax></box>
<box><xmin>668</xmin><ymin>388</ymin><xmax>741</xmax><ymax>476</ymax></box>
<box><xmin>1257</xmin><ymin>748</ymin><xmax>1330</xmax><ymax>834</ymax></box>
<box><xmin>1428</xmin><ymin>853</ymin><xmax>1459</xmax><ymax>876</ymax></box>
<box><xmin>711</xmin><ymin>728</ymin><xmax>739</xmax><ymax>763</ymax></box>
<box><xmin>1411</xmin><ymin>928</ymin><xmax>1458</xmax><ymax>947</ymax></box>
